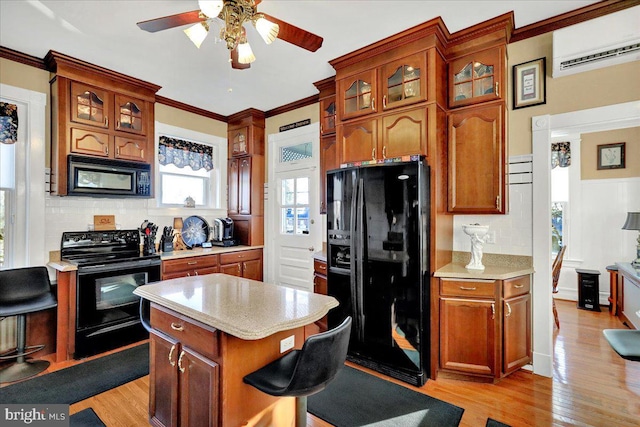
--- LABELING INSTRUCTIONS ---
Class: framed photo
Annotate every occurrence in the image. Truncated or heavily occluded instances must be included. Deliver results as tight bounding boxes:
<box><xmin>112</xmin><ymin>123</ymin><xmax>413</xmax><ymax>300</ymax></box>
<box><xmin>597</xmin><ymin>142</ymin><xmax>626</xmax><ymax>170</ymax></box>
<box><xmin>513</xmin><ymin>57</ymin><xmax>546</xmax><ymax>109</ymax></box>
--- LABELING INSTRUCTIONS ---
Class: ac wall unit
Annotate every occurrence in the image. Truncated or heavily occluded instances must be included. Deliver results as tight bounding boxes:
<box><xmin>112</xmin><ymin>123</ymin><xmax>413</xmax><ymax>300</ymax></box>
<box><xmin>552</xmin><ymin>6</ymin><xmax>640</xmax><ymax>78</ymax></box>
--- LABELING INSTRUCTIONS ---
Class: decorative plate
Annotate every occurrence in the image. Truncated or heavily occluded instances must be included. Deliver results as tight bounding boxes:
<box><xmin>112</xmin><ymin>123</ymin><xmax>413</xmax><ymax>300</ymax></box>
<box><xmin>181</xmin><ymin>216</ymin><xmax>209</xmax><ymax>248</ymax></box>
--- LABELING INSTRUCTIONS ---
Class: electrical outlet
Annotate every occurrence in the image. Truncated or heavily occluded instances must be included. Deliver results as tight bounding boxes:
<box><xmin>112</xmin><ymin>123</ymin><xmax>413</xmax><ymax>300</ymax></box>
<box><xmin>486</xmin><ymin>231</ymin><xmax>497</xmax><ymax>244</ymax></box>
<box><xmin>280</xmin><ymin>335</ymin><xmax>295</xmax><ymax>353</ymax></box>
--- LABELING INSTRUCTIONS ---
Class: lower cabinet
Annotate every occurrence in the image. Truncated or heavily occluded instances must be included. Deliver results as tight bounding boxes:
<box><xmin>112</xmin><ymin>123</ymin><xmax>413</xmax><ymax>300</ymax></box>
<box><xmin>162</xmin><ymin>254</ymin><xmax>219</xmax><ymax>280</ymax></box>
<box><xmin>438</xmin><ymin>275</ymin><xmax>531</xmax><ymax>381</ymax></box>
<box><xmin>313</xmin><ymin>258</ymin><xmax>328</xmax><ymax>332</ymax></box>
<box><xmin>161</xmin><ymin>249</ymin><xmax>263</xmax><ymax>281</ymax></box>
<box><xmin>219</xmin><ymin>249</ymin><xmax>263</xmax><ymax>280</ymax></box>
<box><xmin>149</xmin><ymin>307</ymin><xmax>220</xmax><ymax>427</ymax></box>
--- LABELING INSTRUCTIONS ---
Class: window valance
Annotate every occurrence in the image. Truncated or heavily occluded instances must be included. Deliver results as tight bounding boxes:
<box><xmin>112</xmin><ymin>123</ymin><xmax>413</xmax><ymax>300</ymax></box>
<box><xmin>551</xmin><ymin>142</ymin><xmax>571</xmax><ymax>168</ymax></box>
<box><xmin>0</xmin><ymin>102</ymin><xmax>18</xmax><ymax>144</ymax></box>
<box><xmin>158</xmin><ymin>136</ymin><xmax>213</xmax><ymax>171</ymax></box>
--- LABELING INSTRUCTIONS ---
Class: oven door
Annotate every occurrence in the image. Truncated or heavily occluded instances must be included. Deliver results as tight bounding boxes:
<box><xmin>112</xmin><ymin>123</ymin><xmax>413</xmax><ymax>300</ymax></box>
<box><xmin>76</xmin><ymin>259</ymin><xmax>160</xmax><ymax>334</ymax></box>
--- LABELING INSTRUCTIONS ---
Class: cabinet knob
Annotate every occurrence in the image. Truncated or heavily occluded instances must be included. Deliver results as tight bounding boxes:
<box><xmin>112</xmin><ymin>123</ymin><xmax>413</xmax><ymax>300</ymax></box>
<box><xmin>372</xmin><ymin>97</ymin><xmax>375</xmax><ymax>111</ymax></box>
<box><xmin>382</xmin><ymin>95</ymin><xmax>387</xmax><ymax>109</ymax></box>
<box><xmin>382</xmin><ymin>146</ymin><xmax>387</xmax><ymax>159</ymax></box>
<box><xmin>372</xmin><ymin>148</ymin><xmax>376</xmax><ymax>160</ymax></box>
<box><xmin>308</xmin><ymin>246</ymin><xmax>315</xmax><ymax>252</ymax></box>
<box><xmin>171</xmin><ymin>322</ymin><xmax>184</xmax><ymax>332</ymax></box>
<box><xmin>491</xmin><ymin>302</ymin><xmax>495</xmax><ymax>320</ymax></box>
<box><xmin>496</xmin><ymin>195</ymin><xmax>500</xmax><ymax>209</ymax></box>
<box><xmin>495</xmin><ymin>82</ymin><xmax>499</xmax><ymax>97</ymax></box>
<box><xmin>104</xmin><ymin>117</ymin><xmax>109</xmax><ymax>127</ymax></box>
<box><xmin>505</xmin><ymin>302</ymin><xmax>512</xmax><ymax>317</ymax></box>
<box><xmin>459</xmin><ymin>286</ymin><xmax>477</xmax><ymax>291</ymax></box>
<box><xmin>116</xmin><ymin>120</ymin><xmax>120</xmax><ymax>129</ymax></box>
<box><xmin>169</xmin><ymin>344</ymin><xmax>176</xmax><ymax>367</ymax></box>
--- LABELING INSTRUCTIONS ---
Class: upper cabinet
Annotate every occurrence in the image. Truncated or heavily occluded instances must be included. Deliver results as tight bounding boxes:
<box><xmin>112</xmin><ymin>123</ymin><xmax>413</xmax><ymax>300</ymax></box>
<box><xmin>228</xmin><ymin>126</ymin><xmax>250</xmax><ymax>157</ymax></box>
<box><xmin>449</xmin><ymin>47</ymin><xmax>505</xmax><ymax>108</ymax></box>
<box><xmin>338</xmin><ymin>52</ymin><xmax>429</xmax><ymax>121</ymax></box>
<box><xmin>320</xmin><ymin>97</ymin><xmax>336</xmax><ymax>136</ymax></box>
<box><xmin>46</xmin><ymin>51</ymin><xmax>161</xmax><ymax>196</ymax></box>
<box><xmin>381</xmin><ymin>52</ymin><xmax>428</xmax><ymax>111</ymax></box>
<box><xmin>338</xmin><ymin>69</ymin><xmax>378</xmax><ymax>120</ymax></box>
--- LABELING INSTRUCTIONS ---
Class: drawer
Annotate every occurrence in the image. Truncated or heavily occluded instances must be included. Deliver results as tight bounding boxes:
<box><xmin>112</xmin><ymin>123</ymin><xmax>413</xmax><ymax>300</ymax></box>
<box><xmin>314</xmin><ymin>259</ymin><xmax>327</xmax><ymax>275</ymax></box>
<box><xmin>151</xmin><ymin>306</ymin><xmax>218</xmax><ymax>359</ymax></box>
<box><xmin>440</xmin><ymin>278</ymin><xmax>496</xmax><ymax>298</ymax></box>
<box><xmin>163</xmin><ymin>255</ymin><xmax>218</xmax><ymax>275</ymax></box>
<box><xmin>504</xmin><ymin>275</ymin><xmax>530</xmax><ymax>298</ymax></box>
<box><xmin>219</xmin><ymin>248</ymin><xmax>262</xmax><ymax>264</ymax></box>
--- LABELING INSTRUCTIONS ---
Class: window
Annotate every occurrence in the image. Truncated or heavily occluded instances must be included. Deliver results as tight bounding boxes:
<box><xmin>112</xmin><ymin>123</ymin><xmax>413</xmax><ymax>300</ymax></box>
<box><xmin>155</xmin><ymin>124</ymin><xmax>225</xmax><ymax>209</ymax></box>
<box><xmin>280</xmin><ymin>177</ymin><xmax>310</xmax><ymax>235</ymax></box>
<box><xmin>551</xmin><ymin>160</ymin><xmax>569</xmax><ymax>255</ymax></box>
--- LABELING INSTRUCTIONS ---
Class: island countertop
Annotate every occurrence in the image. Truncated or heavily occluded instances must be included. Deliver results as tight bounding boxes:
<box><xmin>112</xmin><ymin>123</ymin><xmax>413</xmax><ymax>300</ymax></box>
<box><xmin>134</xmin><ymin>273</ymin><xmax>338</xmax><ymax>340</ymax></box>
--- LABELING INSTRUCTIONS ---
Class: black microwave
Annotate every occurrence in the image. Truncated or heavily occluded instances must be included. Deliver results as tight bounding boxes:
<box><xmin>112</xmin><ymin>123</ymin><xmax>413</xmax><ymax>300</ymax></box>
<box><xmin>67</xmin><ymin>155</ymin><xmax>152</xmax><ymax>198</ymax></box>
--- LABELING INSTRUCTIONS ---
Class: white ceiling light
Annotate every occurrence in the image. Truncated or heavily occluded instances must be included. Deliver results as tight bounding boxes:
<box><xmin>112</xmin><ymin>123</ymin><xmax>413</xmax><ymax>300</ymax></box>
<box><xmin>198</xmin><ymin>0</ymin><xmax>223</xmax><ymax>19</ymax></box>
<box><xmin>184</xmin><ymin>22</ymin><xmax>209</xmax><ymax>48</ymax></box>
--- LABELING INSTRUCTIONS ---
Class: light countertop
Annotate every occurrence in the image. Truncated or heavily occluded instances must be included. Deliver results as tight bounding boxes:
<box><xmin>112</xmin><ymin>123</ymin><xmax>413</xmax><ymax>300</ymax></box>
<box><xmin>134</xmin><ymin>273</ymin><xmax>338</xmax><ymax>340</ymax></box>
<box><xmin>434</xmin><ymin>252</ymin><xmax>534</xmax><ymax>280</ymax></box>
<box><xmin>160</xmin><ymin>245</ymin><xmax>263</xmax><ymax>261</ymax></box>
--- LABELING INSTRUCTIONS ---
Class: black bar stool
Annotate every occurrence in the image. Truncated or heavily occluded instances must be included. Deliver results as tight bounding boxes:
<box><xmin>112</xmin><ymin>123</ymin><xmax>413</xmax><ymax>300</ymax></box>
<box><xmin>0</xmin><ymin>266</ymin><xmax>58</xmax><ymax>383</ymax></box>
<box><xmin>243</xmin><ymin>316</ymin><xmax>352</xmax><ymax>427</ymax></box>
<box><xmin>603</xmin><ymin>329</ymin><xmax>640</xmax><ymax>362</ymax></box>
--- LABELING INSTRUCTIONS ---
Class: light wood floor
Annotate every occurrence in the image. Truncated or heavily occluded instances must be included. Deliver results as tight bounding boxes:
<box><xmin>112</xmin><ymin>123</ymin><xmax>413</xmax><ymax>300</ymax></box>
<box><xmin>4</xmin><ymin>300</ymin><xmax>639</xmax><ymax>426</ymax></box>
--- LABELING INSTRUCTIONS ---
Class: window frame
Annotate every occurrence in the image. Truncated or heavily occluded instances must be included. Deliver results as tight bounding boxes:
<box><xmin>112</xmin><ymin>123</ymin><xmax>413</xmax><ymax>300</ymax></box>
<box><xmin>154</xmin><ymin>122</ymin><xmax>226</xmax><ymax>210</ymax></box>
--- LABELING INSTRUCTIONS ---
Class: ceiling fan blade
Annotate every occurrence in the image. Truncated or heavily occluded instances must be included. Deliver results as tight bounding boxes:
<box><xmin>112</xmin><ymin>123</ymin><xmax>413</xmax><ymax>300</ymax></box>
<box><xmin>261</xmin><ymin>13</ymin><xmax>323</xmax><ymax>52</ymax></box>
<box><xmin>230</xmin><ymin>48</ymin><xmax>251</xmax><ymax>70</ymax></box>
<box><xmin>137</xmin><ymin>10</ymin><xmax>204</xmax><ymax>33</ymax></box>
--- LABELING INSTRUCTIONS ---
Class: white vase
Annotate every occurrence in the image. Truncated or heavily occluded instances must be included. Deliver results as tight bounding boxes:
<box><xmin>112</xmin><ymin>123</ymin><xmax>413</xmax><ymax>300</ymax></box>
<box><xmin>462</xmin><ymin>224</ymin><xmax>489</xmax><ymax>270</ymax></box>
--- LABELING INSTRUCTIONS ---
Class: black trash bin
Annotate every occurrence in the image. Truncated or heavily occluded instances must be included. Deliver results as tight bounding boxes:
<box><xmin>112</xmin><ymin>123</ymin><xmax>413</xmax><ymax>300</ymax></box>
<box><xmin>576</xmin><ymin>268</ymin><xmax>601</xmax><ymax>312</ymax></box>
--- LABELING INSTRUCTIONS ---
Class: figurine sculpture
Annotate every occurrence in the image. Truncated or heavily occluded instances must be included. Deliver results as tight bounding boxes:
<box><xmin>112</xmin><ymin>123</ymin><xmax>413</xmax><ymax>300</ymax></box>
<box><xmin>462</xmin><ymin>224</ymin><xmax>490</xmax><ymax>270</ymax></box>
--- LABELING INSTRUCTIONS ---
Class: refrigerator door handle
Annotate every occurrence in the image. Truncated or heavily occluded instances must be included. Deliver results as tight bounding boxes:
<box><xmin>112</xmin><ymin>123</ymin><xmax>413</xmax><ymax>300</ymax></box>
<box><xmin>354</xmin><ymin>177</ymin><xmax>366</xmax><ymax>342</ymax></box>
<box><xmin>349</xmin><ymin>175</ymin><xmax>360</xmax><ymax>339</ymax></box>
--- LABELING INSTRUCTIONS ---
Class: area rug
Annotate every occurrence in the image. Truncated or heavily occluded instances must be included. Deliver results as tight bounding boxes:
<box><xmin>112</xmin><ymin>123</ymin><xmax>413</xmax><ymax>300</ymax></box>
<box><xmin>70</xmin><ymin>408</ymin><xmax>106</xmax><ymax>427</ymax></box>
<box><xmin>307</xmin><ymin>366</ymin><xmax>464</xmax><ymax>427</ymax></box>
<box><xmin>0</xmin><ymin>343</ymin><xmax>149</xmax><ymax>404</ymax></box>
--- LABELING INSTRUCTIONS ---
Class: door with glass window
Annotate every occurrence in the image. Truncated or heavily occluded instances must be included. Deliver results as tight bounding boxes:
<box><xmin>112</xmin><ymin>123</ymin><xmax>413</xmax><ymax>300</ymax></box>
<box><xmin>268</xmin><ymin>126</ymin><xmax>321</xmax><ymax>292</ymax></box>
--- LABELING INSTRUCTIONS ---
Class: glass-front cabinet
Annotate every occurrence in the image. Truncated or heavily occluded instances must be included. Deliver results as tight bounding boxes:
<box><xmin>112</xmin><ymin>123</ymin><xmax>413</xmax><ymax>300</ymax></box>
<box><xmin>381</xmin><ymin>52</ymin><xmax>427</xmax><ymax>110</ymax></box>
<box><xmin>229</xmin><ymin>126</ymin><xmax>249</xmax><ymax>156</ymax></box>
<box><xmin>449</xmin><ymin>47</ymin><xmax>504</xmax><ymax>108</ymax></box>
<box><xmin>320</xmin><ymin>97</ymin><xmax>336</xmax><ymax>135</ymax></box>
<box><xmin>115</xmin><ymin>94</ymin><xmax>145</xmax><ymax>135</ymax></box>
<box><xmin>338</xmin><ymin>69</ymin><xmax>377</xmax><ymax>120</ymax></box>
<box><xmin>71</xmin><ymin>82</ymin><xmax>110</xmax><ymax>128</ymax></box>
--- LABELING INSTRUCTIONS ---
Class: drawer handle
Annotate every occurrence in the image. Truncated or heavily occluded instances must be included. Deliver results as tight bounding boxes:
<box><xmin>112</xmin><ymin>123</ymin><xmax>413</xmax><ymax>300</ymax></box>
<box><xmin>178</xmin><ymin>351</ymin><xmax>186</xmax><ymax>373</ymax></box>
<box><xmin>505</xmin><ymin>302</ymin><xmax>512</xmax><ymax>318</ymax></box>
<box><xmin>187</xmin><ymin>261</ymin><xmax>198</xmax><ymax>265</ymax></box>
<box><xmin>459</xmin><ymin>286</ymin><xmax>477</xmax><ymax>291</ymax></box>
<box><xmin>318</xmin><ymin>265</ymin><xmax>326</xmax><ymax>270</ymax></box>
<box><xmin>514</xmin><ymin>284</ymin><xmax>524</xmax><ymax>288</ymax></box>
<box><xmin>168</xmin><ymin>344</ymin><xmax>176</xmax><ymax>367</ymax></box>
<box><xmin>171</xmin><ymin>322</ymin><xmax>184</xmax><ymax>332</ymax></box>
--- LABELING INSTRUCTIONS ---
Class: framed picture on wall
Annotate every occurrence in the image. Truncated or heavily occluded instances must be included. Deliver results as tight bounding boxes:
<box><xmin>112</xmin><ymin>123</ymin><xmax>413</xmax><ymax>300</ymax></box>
<box><xmin>512</xmin><ymin>57</ymin><xmax>546</xmax><ymax>109</ymax></box>
<box><xmin>597</xmin><ymin>142</ymin><xmax>625</xmax><ymax>170</ymax></box>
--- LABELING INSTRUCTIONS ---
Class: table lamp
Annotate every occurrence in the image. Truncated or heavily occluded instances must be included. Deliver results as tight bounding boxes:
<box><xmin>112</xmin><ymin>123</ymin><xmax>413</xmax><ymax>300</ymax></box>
<box><xmin>622</xmin><ymin>211</ymin><xmax>640</xmax><ymax>267</ymax></box>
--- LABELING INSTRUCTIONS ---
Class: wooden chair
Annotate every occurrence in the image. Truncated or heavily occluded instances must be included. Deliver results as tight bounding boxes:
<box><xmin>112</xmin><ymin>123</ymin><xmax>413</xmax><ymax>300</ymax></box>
<box><xmin>552</xmin><ymin>245</ymin><xmax>567</xmax><ymax>329</ymax></box>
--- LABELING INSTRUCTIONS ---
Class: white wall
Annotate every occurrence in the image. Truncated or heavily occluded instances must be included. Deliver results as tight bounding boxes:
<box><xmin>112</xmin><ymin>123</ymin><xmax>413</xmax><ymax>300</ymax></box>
<box><xmin>555</xmin><ymin>177</ymin><xmax>640</xmax><ymax>303</ymax></box>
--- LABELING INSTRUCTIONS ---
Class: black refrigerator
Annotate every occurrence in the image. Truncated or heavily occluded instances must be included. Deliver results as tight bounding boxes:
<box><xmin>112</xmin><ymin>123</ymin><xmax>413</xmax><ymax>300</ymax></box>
<box><xmin>326</xmin><ymin>158</ymin><xmax>430</xmax><ymax>386</ymax></box>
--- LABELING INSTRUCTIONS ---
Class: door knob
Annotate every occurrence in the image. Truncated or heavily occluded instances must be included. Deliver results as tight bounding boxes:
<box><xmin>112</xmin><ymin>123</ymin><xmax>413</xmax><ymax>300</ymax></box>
<box><xmin>308</xmin><ymin>247</ymin><xmax>315</xmax><ymax>252</ymax></box>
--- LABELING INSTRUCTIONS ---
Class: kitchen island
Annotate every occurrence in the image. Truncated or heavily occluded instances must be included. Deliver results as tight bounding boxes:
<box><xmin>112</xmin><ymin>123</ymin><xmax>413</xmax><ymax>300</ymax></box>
<box><xmin>134</xmin><ymin>273</ymin><xmax>338</xmax><ymax>427</ymax></box>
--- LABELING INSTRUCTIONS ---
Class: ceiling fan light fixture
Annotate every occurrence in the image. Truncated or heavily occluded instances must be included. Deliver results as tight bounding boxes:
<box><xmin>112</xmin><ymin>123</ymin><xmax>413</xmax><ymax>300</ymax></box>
<box><xmin>184</xmin><ymin>22</ymin><xmax>209</xmax><ymax>48</ymax></box>
<box><xmin>254</xmin><ymin>16</ymin><xmax>279</xmax><ymax>45</ymax></box>
<box><xmin>198</xmin><ymin>0</ymin><xmax>224</xmax><ymax>19</ymax></box>
<box><xmin>237</xmin><ymin>40</ymin><xmax>256</xmax><ymax>64</ymax></box>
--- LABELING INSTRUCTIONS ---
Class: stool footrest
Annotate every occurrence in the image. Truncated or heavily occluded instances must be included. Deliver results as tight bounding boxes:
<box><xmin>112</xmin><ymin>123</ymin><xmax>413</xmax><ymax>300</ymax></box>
<box><xmin>0</xmin><ymin>344</ymin><xmax>46</xmax><ymax>360</ymax></box>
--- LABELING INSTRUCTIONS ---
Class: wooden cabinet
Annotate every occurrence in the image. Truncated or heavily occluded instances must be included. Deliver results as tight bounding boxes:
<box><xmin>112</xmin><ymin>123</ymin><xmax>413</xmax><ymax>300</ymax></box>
<box><xmin>228</xmin><ymin>157</ymin><xmax>252</xmax><ymax>216</ymax></box>
<box><xmin>227</xmin><ymin>111</ymin><xmax>265</xmax><ymax>246</ymax></box>
<box><xmin>337</xmin><ymin>52</ymin><xmax>428</xmax><ymax>121</ymax></box>
<box><xmin>320</xmin><ymin>135</ymin><xmax>338</xmax><ymax>214</ymax></box>
<box><xmin>449</xmin><ymin>47</ymin><xmax>504</xmax><ymax>108</ymax></box>
<box><xmin>162</xmin><ymin>254</ymin><xmax>219</xmax><ymax>280</ymax></box>
<box><xmin>314</xmin><ymin>76</ymin><xmax>338</xmax><ymax>214</ymax></box>
<box><xmin>313</xmin><ymin>258</ymin><xmax>329</xmax><ymax>332</ymax></box>
<box><xmin>320</xmin><ymin>97</ymin><xmax>336</xmax><ymax>136</ymax></box>
<box><xmin>219</xmin><ymin>249</ymin><xmax>263</xmax><ymax>281</ymax></box>
<box><xmin>46</xmin><ymin>51</ymin><xmax>160</xmax><ymax>196</ymax></box>
<box><xmin>338</xmin><ymin>106</ymin><xmax>428</xmax><ymax>164</ymax></box>
<box><xmin>448</xmin><ymin>103</ymin><xmax>506</xmax><ymax>213</ymax></box>
<box><xmin>149</xmin><ymin>306</ymin><xmax>219</xmax><ymax>427</ymax></box>
<box><xmin>502</xmin><ymin>276</ymin><xmax>531</xmax><ymax>374</ymax></box>
<box><xmin>438</xmin><ymin>275</ymin><xmax>531</xmax><ymax>381</ymax></box>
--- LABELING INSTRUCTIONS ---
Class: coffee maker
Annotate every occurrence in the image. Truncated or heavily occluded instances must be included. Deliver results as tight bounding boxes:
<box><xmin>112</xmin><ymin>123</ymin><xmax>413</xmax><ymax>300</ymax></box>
<box><xmin>212</xmin><ymin>218</ymin><xmax>236</xmax><ymax>246</ymax></box>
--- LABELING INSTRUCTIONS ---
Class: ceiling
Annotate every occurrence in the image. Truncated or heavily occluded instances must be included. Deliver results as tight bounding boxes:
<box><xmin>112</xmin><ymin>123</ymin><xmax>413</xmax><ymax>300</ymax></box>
<box><xmin>0</xmin><ymin>1</ymin><xmax>600</xmax><ymax>117</ymax></box>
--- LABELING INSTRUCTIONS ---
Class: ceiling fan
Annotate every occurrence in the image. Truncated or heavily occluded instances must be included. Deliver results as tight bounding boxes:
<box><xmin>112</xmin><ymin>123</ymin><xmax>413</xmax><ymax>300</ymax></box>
<box><xmin>137</xmin><ymin>0</ymin><xmax>323</xmax><ymax>70</ymax></box>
